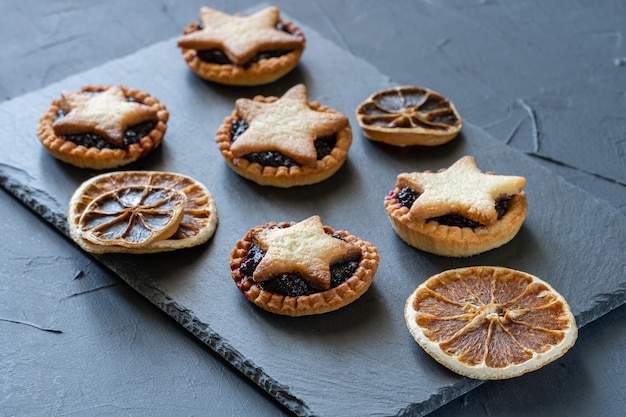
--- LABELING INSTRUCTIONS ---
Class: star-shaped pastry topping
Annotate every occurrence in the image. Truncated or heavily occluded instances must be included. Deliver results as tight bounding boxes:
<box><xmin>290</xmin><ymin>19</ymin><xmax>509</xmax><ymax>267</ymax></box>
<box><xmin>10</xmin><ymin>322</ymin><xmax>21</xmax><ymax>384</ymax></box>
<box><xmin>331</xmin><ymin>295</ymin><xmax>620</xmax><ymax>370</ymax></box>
<box><xmin>398</xmin><ymin>156</ymin><xmax>526</xmax><ymax>225</ymax></box>
<box><xmin>52</xmin><ymin>86</ymin><xmax>158</xmax><ymax>147</ymax></box>
<box><xmin>177</xmin><ymin>6</ymin><xmax>304</xmax><ymax>65</ymax></box>
<box><xmin>230</xmin><ymin>84</ymin><xmax>349</xmax><ymax>166</ymax></box>
<box><xmin>251</xmin><ymin>216</ymin><xmax>362</xmax><ymax>290</ymax></box>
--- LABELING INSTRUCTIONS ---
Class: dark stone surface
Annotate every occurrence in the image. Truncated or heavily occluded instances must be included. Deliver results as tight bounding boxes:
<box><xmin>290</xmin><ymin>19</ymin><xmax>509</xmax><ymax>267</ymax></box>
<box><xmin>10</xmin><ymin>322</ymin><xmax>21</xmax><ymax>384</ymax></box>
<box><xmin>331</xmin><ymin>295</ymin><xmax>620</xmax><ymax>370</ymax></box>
<box><xmin>0</xmin><ymin>189</ymin><xmax>290</xmax><ymax>417</ymax></box>
<box><xmin>1</xmin><ymin>1</ymin><xmax>625</xmax><ymax>416</ymax></box>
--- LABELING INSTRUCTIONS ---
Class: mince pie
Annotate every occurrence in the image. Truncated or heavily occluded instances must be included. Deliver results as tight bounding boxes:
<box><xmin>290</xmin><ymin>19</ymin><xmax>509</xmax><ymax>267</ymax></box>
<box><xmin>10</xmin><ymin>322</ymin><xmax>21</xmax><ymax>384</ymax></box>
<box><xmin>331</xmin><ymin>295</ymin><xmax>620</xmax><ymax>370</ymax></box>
<box><xmin>230</xmin><ymin>215</ymin><xmax>379</xmax><ymax>316</ymax></box>
<box><xmin>216</xmin><ymin>84</ymin><xmax>352</xmax><ymax>187</ymax></box>
<box><xmin>356</xmin><ymin>86</ymin><xmax>462</xmax><ymax>146</ymax></box>
<box><xmin>385</xmin><ymin>156</ymin><xmax>527</xmax><ymax>257</ymax></box>
<box><xmin>177</xmin><ymin>6</ymin><xmax>306</xmax><ymax>86</ymax></box>
<box><xmin>68</xmin><ymin>171</ymin><xmax>218</xmax><ymax>254</ymax></box>
<box><xmin>37</xmin><ymin>85</ymin><xmax>168</xmax><ymax>169</ymax></box>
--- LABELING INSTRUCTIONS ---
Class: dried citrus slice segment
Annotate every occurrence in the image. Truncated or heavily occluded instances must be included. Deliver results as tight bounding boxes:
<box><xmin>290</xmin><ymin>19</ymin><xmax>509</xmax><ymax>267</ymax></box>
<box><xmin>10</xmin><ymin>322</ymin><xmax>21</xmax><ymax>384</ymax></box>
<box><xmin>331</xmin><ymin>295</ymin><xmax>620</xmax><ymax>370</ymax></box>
<box><xmin>68</xmin><ymin>171</ymin><xmax>218</xmax><ymax>254</ymax></box>
<box><xmin>78</xmin><ymin>186</ymin><xmax>186</xmax><ymax>248</ymax></box>
<box><xmin>405</xmin><ymin>266</ymin><xmax>577</xmax><ymax>380</ymax></box>
<box><xmin>355</xmin><ymin>86</ymin><xmax>462</xmax><ymax>146</ymax></box>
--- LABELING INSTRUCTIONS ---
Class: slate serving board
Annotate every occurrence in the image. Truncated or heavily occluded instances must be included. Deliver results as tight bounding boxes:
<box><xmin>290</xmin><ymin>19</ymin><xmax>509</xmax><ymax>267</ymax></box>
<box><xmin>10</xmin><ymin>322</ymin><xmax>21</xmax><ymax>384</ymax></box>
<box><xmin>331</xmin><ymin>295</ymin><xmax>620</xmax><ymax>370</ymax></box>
<box><xmin>1</xmin><ymin>22</ymin><xmax>625</xmax><ymax>417</ymax></box>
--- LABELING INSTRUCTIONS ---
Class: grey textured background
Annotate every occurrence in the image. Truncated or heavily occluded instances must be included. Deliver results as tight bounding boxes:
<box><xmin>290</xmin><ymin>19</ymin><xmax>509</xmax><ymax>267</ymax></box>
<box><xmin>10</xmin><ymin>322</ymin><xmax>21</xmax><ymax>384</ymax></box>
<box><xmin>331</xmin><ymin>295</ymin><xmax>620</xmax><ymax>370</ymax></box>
<box><xmin>1</xmin><ymin>1</ymin><xmax>625</xmax><ymax>416</ymax></box>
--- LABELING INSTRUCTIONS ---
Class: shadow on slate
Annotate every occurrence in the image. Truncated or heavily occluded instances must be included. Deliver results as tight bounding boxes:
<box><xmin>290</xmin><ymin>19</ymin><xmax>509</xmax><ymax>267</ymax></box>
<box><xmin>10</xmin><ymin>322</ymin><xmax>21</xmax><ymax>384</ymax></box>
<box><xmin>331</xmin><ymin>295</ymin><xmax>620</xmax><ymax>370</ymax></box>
<box><xmin>0</xmin><ymin>19</ymin><xmax>625</xmax><ymax>417</ymax></box>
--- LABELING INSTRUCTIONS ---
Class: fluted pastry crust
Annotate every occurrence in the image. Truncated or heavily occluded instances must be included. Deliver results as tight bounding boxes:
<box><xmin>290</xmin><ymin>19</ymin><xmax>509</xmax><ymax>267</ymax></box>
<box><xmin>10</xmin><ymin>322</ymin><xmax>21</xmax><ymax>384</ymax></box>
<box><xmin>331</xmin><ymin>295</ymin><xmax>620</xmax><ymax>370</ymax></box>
<box><xmin>384</xmin><ymin>156</ymin><xmax>527</xmax><ymax>257</ymax></box>
<box><xmin>216</xmin><ymin>84</ymin><xmax>352</xmax><ymax>187</ymax></box>
<box><xmin>177</xmin><ymin>7</ymin><xmax>305</xmax><ymax>86</ymax></box>
<box><xmin>230</xmin><ymin>216</ymin><xmax>379</xmax><ymax>316</ymax></box>
<box><xmin>386</xmin><ymin>192</ymin><xmax>527</xmax><ymax>257</ymax></box>
<box><xmin>37</xmin><ymin>85</ymin><xmax>168</xmax><ymax>169</ymax></box>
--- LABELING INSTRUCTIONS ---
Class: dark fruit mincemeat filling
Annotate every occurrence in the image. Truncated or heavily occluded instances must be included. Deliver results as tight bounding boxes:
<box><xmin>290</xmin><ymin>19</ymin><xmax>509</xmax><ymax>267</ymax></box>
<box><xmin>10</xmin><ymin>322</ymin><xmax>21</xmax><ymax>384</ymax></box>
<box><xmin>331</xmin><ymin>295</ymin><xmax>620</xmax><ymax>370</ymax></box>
<box><xmin>237</xmin><ymin>229</ymin><xmax>361</xmax><ymax>297</ymax></box>
<box><xmin>195</xmin><ymin>22</ymin><xmax>303</xmax><ymax>68</ymax></box>
<box><xmin>55</xmin><ymin>94</ymin><xmax>156</xmax><ymax>150</ymax></box>
<box><xmin>394</xmin><ymin>186</ymin><xmax>512</xmax><ymax>228</ymax></box>
<box><xmin>229</xmin><ymin>118</ymin><xmax>337</xmax><ymax>167</ymax></box>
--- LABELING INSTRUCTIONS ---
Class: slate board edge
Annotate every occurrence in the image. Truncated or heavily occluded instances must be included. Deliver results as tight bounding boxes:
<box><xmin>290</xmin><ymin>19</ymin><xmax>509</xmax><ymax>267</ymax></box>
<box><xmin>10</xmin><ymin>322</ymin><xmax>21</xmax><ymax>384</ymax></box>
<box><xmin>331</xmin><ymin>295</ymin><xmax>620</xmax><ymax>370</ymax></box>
<box><xmin>0</xmin><ymin>32</ymin><xmax>482</xmax><ymax>417</ymax></box>
<box><xmin>0</xmin><ymin>165</ymin><xmax>489</xmax><ymax>417</ymax></box>
<box><xmin>1</xmin><ymin>31</ymin><xmax>625</xmax><ymax>417</ymax></box>
<box><xmin>3</xmin><ymin>129</ymin><xmax>626</xmax><ymax>417</ymax></box>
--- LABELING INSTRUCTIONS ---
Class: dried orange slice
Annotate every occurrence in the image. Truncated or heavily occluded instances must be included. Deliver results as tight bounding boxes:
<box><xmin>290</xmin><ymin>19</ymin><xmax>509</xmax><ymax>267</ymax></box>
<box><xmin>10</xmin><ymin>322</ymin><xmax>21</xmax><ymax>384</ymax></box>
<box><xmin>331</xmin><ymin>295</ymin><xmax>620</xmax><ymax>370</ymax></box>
<box><xmin>79</xmin><ymin>186</ymin><xmax>186</xmax><ymax>248</ymax></box>
<box><xmin>68</xmin><ymin>171</ymin><xmax>218</xmax><ymax>254</ymax></box>
<box><xmin>355</xmin><ymin>86</ymin><xmax>462</xmax><ymax>146</ymax></box>
<box><xmin>405</xmin><ymin>266</ymin><xmax>577</xmax><ymax>380</ymax></box>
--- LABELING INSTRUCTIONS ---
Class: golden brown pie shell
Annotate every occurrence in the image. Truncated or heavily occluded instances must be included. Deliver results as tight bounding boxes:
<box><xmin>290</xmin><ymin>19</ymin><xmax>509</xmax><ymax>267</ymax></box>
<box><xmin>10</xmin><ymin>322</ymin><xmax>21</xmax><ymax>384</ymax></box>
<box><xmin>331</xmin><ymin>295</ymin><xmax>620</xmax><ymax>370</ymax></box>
<box><xmin>179</xmin><ymin>20</ymin><xmax>305</xmax><ymax>86</ymax></box>
<box><xmin>37</xmin><ymin>85</ymin><xmax>168</xmax><ymax>169</ymax></box>
<box><xmin>385</xmin><ymin>191</ymin><xmax>527</xmax><ymax>257</ymax></box>
<box><xmin>230</xmin><ymin>222</ymin><xmax>379</xmax><ymax>316</ymax></box>
<box><xmin>216</xmin><ymin>98</ymin><xmax>352</xmax><ymax>188</ymax></box>
<box><xmin>68</xmin><ymin>171</ymin><xmax>218</xmax><ymax>254</ymax></box>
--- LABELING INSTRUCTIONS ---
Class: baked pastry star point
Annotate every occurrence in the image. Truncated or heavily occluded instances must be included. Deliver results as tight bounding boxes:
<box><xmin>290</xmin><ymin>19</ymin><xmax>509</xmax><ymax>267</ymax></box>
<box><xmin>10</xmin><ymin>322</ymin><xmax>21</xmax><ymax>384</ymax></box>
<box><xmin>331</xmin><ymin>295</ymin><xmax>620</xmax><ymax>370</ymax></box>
<box><xmin>230</xmin><ymin>84</ymin><xmax>349</xmax><ymax>166</ymax></box>
<box><xmin>52</xmin><ymin>85</ymin><xmax>158</xmax><ymax>147</ymax></box>
<box><xmin>177</xmin><ymin>6</ymin><xmax>303</xmax><ymax>65</ymax></box>
<box><xmin>400</xmin><ymin>156</ymin><xmax>526</xmax><ymax>225</ymax></box>
<box><xmin>251</xmin><ymin>215</ymin><xmax>361</xmax><ymax>290</ymax></box>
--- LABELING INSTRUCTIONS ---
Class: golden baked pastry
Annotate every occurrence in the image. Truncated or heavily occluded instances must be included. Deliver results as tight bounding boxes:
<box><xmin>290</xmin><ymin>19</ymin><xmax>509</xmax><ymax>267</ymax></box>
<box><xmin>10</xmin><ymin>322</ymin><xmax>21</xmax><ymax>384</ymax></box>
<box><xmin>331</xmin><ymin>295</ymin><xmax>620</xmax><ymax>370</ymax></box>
<box><xmin>216</xmin><ymin>84</ymin><xmax>352</xmax><ymax>187</ymax></box>
<box><xmin>230</xmin><ymin>215</ymin><xmax>379</xmax><ymax>316</ymax></box>
<box><xmin>177</xmin><ymin>6</ymin><xmax>305</xmax><ymax>86</ymax></box>
<box><xmin>37</xmin><ymin>85</ymin><xmax>168</xmax><ymax>169</ymax></box>
<box><xmin>68</xmin><ymin>171</ymin><xmax>218</xmax><ymax>254</ymax></box>
<box><xmin>385</xmin><ymin>156</ymin><xmax>527</xmax><ymax>257</ymax></box>
<box><xmin>405</xmin><ymin>266</ymin><xmax>578</xmax><ymax>380</ymax></box>
<box><xmin>355</xmin><ymin>86</ymin><xmax>462</xmax><ymax>146</ymax></box>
